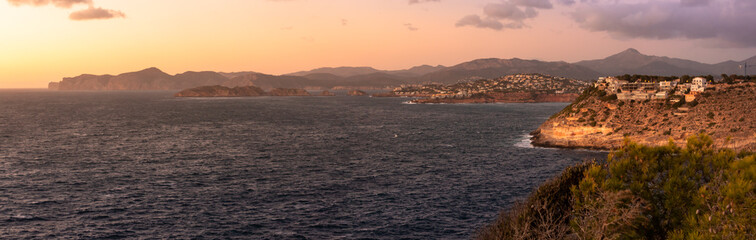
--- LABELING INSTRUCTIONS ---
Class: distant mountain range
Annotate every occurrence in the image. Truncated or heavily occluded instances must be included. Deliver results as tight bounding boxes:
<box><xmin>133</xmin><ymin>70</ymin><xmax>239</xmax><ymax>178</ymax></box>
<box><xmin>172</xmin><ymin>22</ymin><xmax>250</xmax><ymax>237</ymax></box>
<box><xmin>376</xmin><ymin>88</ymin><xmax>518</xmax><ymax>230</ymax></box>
<box><xmin>575</xmin><ymin>48</ymin><xmax>754</xmax><ymax>77</ymax></box>
<box><xmin>50</xmin><ymin>49</ymin><xmax>755</xmax><ymax>91</ymax></box>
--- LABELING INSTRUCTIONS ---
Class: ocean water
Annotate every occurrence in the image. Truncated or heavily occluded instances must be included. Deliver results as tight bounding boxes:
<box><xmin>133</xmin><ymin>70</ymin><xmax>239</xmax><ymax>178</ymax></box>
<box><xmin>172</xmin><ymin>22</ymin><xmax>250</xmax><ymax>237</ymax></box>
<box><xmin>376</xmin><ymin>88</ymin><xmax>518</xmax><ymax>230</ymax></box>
<box><xmin>0</xmin><ymin>91</ymin><xmax>605</xmax><ymax>239</ymax></box>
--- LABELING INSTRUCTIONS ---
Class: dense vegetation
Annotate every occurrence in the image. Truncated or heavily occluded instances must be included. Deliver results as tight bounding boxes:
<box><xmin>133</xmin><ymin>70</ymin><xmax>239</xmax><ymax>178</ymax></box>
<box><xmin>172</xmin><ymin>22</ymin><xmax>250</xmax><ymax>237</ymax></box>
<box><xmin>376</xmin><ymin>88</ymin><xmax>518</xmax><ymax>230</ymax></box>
<box><xmin>478</xmin><ymin>134</ymin><xmax>755</xmax><ymax>239</ymax></box>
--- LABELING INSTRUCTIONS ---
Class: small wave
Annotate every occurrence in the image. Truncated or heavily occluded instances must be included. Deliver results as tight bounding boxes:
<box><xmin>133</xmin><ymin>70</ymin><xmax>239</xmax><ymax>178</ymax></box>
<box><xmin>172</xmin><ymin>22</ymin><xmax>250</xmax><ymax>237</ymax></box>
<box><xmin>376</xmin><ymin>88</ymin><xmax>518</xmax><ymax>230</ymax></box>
<box><xmin>513</xmin><ymin>134</ymin><xmax>534</xmax><ymax>149</ymax></box>
<box><xmin>7</xmin><ymin>214</ymin><xmax>46</xmax><ymax>222</ymax></box>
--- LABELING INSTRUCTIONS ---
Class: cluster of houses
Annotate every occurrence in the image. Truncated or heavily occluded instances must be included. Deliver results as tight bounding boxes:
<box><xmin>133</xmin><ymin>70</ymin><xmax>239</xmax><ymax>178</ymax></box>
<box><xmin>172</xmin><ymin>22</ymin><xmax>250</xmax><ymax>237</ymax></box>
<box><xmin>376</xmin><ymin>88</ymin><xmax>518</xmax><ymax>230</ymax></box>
<box><xmin>594</xmin><ymin>77</ymin><xmax>710</xmax><ymax>102</ymax></box>
<box><xmin>393</xmin><ymin>74</ymin><xmax>589</xmax><ymax>99</ymax></box>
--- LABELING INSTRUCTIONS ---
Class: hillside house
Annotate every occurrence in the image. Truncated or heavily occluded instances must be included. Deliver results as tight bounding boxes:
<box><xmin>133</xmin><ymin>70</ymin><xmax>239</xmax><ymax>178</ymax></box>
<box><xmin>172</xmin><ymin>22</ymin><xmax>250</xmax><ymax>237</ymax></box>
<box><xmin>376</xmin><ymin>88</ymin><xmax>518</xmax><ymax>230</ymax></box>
<box><xmin>607</xmin><ymin>78</ymin><xmax>628</xmax><ymax>93</ymax></box>
<box><xmin>675</xmin><ymin>83</ymin><xmax>692</xmax><ymax>95</ymax></box>
<box><xmin>691</xmin><ymin>77</ymin><xmax>707</xmax><ymax>93</ymax></box>
<box><xmin>659</xmin><ymin>80</ymin><xmax>678</xmax><ymax>91</ymax></box>
<box><xmin>655</xmin><ymin>91</ymin><xmax>668</xmax><ymax>100</ymax></box>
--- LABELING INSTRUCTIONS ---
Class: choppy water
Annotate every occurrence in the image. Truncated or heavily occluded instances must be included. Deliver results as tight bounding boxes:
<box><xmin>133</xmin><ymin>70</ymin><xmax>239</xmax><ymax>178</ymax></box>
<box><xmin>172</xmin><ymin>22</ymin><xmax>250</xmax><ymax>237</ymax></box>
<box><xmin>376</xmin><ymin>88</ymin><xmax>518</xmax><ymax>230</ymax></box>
<box><xmin>0</xmin><ymin>91</ymin><xmax>604</xmax><ymax>239</ymax></box>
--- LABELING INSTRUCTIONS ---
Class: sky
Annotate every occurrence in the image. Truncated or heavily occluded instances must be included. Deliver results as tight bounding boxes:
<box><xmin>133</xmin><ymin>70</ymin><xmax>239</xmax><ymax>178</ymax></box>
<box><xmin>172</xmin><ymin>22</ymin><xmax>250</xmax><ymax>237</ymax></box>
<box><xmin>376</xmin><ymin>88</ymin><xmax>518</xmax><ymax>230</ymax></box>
<box><xmin>1</xmin><ymin>0</ymin><xmax>755</xmax><ymax>88</ymax></box>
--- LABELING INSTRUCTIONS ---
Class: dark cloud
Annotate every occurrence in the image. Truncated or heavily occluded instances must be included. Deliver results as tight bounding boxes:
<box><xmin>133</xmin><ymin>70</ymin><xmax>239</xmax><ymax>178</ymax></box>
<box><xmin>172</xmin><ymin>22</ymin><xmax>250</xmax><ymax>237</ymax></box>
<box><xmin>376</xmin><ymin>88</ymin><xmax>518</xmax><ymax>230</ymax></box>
<box><xmin>409</xmin><ymin>0</ymin><xmax>439</xmax><ymax>4</ymax></box>
<box><xmin>456</xmin><ymin>0</ymin><xmax>544</xmax><ymax>30</ymax></box>
<box><xmin>455</xmin><ymin>15</ymin><xmax>504</xmax><ymax>30</ymax></box>
<box><xmin>484</xmin><ymin>2</ymin><xmax>538</xmax><ymax>21</ymax></box>
<box><xmin>456</xmin><ymin>0</ymin><xmax>756</xmax><ymax>47</ymax></box>
<box><xmin>681</xmin><ymin>0</ymin><xmax>710</xmax><ymax>7</ymax></box>
<box><xmin>571</xmin><ymin>0</ymin><xmax>756</xmax><ymax>47</ymax></box>
<box><xmin>69</xmin><ymin>7</ymin><xmax>125</xmax><ymax>20</ymax></box>
<box><xmin>556</xmin><ymin>0</ymin><xmax>575</xmax><ymax>6</ymax></box>
<box><xmin>404</xmin><ymin>23</ymin><xmax>419</xmax><ymax>31</ymax></box>
<box><xmin>511</xmin><ymin>0</ymin><xmax>552</xmax><ymax>9</ymax></box>
<box><xmin>6</xmin><ymin>0</ymin><xmax>125</xmax><ymax>21</ymax></box>
<box><xmin>6</xmin><ymin>0</ymin><xmax>90</xmax><ymax>8</ymax></box>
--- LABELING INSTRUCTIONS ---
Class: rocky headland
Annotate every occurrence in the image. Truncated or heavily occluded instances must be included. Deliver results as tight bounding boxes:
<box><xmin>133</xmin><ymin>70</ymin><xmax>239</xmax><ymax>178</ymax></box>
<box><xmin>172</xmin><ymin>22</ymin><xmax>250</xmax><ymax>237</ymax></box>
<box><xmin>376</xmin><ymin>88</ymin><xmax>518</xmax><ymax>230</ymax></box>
<box><xmin>379</xmin><ymin>73</ymin><xmax>589</xmax><ymax>104</ymax></box>
<box><xmin>174</xmin><ymin>85</ymin><xmax>310</xmax><ymax>97</ymax></box>
<box><xmin>531</xmin><ymin>82</ymin><xmax>756</xmax><ymax>151</ymax></box>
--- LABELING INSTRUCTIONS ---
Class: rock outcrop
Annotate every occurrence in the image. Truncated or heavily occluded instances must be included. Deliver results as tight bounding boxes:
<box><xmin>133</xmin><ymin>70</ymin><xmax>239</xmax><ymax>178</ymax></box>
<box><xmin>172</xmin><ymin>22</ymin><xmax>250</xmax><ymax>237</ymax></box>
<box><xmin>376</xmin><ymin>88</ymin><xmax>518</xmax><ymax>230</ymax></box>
<box><xmin>319</xmin><ymin>90</ymin><xmax>336</xmax><ymax>96</ymax></box>
<box><xmin>174</xmin><ymin>85</ymin><xmax>266</xmax><ymax>97</ymax></box>
<box><xmin>268</xmin><ymin>88</ymin><xmax>311</xmax><ymax>96</ymax></box>
<box><xmin>348</xmin><ymin>90</ymin><xmax>368</xmax><ymax>96</ymax></box>
<box><xmin>531</xmin><ymin>83</ymin><xmax>756</xmax><ymax>151</ymax></box>
<box><xmin>47</xmin><ymin>82</ymin><xmax>60</xmax><ymax>90</ymax></box>
<box><xmin>174</xmin><ymin>86</ymin><xmax>313</xmax><ymax>97</ymax></box>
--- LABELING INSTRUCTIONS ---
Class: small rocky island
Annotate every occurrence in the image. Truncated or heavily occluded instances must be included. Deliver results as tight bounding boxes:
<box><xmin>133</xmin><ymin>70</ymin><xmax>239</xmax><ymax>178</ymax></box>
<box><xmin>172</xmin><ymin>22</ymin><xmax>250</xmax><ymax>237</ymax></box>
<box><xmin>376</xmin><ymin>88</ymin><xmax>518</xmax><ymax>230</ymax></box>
<box><xmin>531</xmin><ymin>78</ymin><xmax>756</xmax><ymax>151</ymax></box>
<box><xmin>174</xmin><ymin>85</ymin><xmax>311</xmax><ymax>97</ymax></box>
<box><xmin>347</xmin><ymin>90</ymin><xmax>368</xmax><ymax>96</ymax></box>
<box><xmin>374</xmin><ymin>74</ymin><xmax>590</xmax><ymax>103</ymax></box>
<box><xmin>319</xmin><ymin>90</ymin><xmax>336</xmax><ymax>96</ymax></box>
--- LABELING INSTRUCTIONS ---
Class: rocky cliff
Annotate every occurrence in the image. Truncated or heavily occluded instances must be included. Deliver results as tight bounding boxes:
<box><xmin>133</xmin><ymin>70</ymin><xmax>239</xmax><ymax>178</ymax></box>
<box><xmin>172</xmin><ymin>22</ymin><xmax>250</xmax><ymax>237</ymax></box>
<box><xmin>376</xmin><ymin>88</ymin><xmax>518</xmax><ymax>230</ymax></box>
<box><xmin>531</xmin><ymin>83</ymin><xmax>756</xmax><ymax>151</ymax></box>
<box><xmin>57</xmin><ymin>68</ymin><xmax>230</xmax><ymax>91</ymax></box>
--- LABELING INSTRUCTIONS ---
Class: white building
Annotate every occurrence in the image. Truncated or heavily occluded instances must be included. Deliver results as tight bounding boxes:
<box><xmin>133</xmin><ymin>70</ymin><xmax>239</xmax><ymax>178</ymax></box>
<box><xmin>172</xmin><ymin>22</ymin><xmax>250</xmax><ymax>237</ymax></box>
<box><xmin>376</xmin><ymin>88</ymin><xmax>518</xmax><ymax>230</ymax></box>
<box><xmin>691</xmin><ymin>77</ymin><xmax>707</xmax><ymax>93</ymax></box>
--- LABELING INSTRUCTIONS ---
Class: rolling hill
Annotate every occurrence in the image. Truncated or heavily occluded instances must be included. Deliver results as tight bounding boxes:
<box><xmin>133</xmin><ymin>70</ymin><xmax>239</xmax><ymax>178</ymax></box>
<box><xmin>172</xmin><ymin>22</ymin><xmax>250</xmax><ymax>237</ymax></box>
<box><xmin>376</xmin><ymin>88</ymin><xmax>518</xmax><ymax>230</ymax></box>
<box><xmin>51</xmin><ymin>49</ymin><xmax>755</xmax><ymax>91</ymax></box>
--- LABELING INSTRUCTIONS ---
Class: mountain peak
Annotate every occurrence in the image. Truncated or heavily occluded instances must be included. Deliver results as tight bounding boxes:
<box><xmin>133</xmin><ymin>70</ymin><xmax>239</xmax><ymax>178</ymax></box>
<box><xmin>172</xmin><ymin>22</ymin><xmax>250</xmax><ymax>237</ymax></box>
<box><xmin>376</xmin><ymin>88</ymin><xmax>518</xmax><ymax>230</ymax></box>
<box><xmin>620</xmin><ymin>48</ymin><xmax>641</xmax><ymax>55</ymax></box>
<box><xmin>137</xmin><ymin>67</ymin><xmax>166</xmax><ymax>74</ymax></box>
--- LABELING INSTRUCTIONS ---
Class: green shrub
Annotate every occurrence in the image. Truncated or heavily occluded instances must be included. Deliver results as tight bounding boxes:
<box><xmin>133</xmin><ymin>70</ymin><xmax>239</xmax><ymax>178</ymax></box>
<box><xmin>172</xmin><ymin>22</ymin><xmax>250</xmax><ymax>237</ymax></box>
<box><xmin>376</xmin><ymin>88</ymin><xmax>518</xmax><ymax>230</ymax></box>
<box><xmin>477</xmin><ymin>162</ymin><xmax>592</xmax><ymax>240</ymax></box>
<box><xmin>571</xmin><ymin>134</ymin><xmax>754</xmax><ymax>239</ymax></box>
<box><xmin>479</xmin><ymin>135</ymin><xmax>756</xmax><ymax>240</ymax></box>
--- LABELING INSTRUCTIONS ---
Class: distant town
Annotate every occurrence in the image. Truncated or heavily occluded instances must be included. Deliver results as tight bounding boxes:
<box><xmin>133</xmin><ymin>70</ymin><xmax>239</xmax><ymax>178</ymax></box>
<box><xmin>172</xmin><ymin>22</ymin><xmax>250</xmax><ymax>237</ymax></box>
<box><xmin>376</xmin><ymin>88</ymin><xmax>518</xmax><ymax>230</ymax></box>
<box><xmin>594</xmin><ymin>74</ymin><xmax>754</xmax><ymax>103</ymax></box>
<box><xmin>388</xmin><ymin>74</ymin><xmax>590</xmax><ymax>99</ymax></box>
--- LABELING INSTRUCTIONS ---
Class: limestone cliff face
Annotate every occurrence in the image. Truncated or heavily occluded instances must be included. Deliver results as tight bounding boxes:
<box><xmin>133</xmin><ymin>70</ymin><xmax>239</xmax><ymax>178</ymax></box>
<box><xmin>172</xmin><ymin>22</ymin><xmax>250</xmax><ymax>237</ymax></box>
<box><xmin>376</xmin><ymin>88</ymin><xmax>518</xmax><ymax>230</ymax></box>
<box><xmin>47</xmin><ymin>82</ymin><xmax>60</xmax><ymax>90</ymax></box>
<box><xmin>532</xmin><ymin>83</ymin><xmax>756</xmax><ymax>151</ymax></box>
<box><xmin>56</xmin><ymin>68</ymin><xmax>230</xmax><ymax>91</ymax></box>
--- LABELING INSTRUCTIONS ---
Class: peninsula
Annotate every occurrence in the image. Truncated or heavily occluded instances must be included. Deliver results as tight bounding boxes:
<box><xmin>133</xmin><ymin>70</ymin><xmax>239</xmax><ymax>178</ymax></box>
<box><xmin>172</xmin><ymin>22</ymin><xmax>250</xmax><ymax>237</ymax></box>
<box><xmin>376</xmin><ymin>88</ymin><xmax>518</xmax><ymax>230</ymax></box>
<box><xmin>531</xmin><ymin>77</ymin><xmax>756</xmax><ymax>151</ymax></box>
<box><xmin>376</xmin><ymin>74</ymin><xmax>590</xmax><ymax>103</ymax></box>
<box><xmin>174</xmin><ymin>85</ymin><xmax>311</xmax><ymax>97</ymax></box>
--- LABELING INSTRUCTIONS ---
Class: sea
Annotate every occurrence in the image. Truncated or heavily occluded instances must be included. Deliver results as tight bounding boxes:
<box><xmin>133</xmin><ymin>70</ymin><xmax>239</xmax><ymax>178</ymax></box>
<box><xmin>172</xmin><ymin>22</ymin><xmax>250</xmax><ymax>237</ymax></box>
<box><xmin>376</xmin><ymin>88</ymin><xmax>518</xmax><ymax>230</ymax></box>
<box><xmin>0</xmin><ymin>90</ymin><xmax>606</xmax><ymax>239</ymax></box>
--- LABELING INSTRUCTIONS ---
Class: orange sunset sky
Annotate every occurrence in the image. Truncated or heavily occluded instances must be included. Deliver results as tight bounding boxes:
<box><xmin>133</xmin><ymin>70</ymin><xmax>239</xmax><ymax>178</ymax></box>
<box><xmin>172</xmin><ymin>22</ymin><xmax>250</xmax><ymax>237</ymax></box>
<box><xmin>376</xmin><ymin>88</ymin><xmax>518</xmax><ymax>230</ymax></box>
<box><xmin>2</xmin><ymin>0</ymin><xmax>755</xmax><ymax>88</ymax></box>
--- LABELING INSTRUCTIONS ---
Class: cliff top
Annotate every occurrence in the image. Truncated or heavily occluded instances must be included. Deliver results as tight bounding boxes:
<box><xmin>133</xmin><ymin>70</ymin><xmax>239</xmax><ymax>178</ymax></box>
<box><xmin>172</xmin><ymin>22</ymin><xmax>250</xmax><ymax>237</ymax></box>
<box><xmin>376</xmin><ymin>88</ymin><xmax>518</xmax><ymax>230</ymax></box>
<box><xmin>532</xmin><ymin>82</ymin><xmax>756</xmax><ymax>151</ymax></box>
